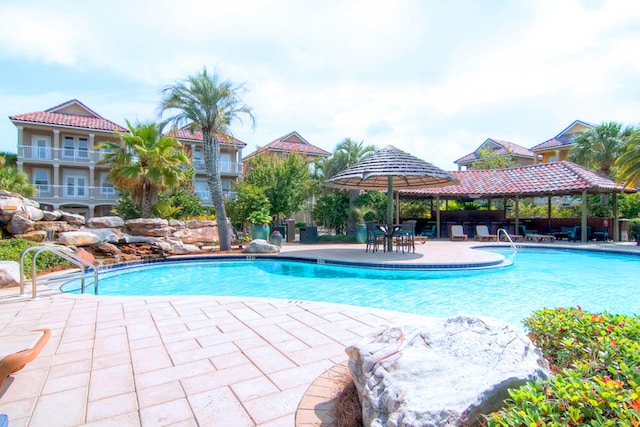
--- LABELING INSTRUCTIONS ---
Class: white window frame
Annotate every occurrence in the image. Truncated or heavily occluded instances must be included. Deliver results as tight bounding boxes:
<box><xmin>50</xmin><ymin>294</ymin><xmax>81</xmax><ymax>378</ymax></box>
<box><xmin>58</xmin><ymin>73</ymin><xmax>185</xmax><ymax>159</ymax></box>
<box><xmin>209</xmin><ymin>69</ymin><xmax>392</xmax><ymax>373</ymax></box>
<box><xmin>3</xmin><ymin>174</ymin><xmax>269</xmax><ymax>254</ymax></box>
<box><xmin>62</xmin><ymin>171</ymin><xmax>88</xmax><ymax>198</ymax></box>
<box><xmin>31</xmin><ymin>135</ymin><xmax>52</xmax><ymax>160</ymax></box>
<box><xmin>99</xmin><ymin>172</ymin><xmax>115</xmax><ymax>196</ymax></box>
<box><xmin>195</xmin><ymin>180</ymin><xmax>210</xmax><ymax>201</ymax></box>
<box><xmin>62</xmin><ymin>135</ymin><xmax>90</xmax><ymax>161</ymax></box>
<box><xmin>33</xmin><ymin>168</ymin><xmax>51</xmax><ymax>196</ymax></box>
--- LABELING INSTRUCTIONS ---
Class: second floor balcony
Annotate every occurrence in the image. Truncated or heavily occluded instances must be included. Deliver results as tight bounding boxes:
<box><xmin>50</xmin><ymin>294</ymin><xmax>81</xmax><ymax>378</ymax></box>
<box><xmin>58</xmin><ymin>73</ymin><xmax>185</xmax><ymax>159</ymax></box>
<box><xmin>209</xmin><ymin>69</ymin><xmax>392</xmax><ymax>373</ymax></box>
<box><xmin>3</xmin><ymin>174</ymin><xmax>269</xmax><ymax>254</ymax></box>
<box><xmin>33</xmin><ymin>185</ymin><xmax>117</xmax><ymax>201</ymax></box>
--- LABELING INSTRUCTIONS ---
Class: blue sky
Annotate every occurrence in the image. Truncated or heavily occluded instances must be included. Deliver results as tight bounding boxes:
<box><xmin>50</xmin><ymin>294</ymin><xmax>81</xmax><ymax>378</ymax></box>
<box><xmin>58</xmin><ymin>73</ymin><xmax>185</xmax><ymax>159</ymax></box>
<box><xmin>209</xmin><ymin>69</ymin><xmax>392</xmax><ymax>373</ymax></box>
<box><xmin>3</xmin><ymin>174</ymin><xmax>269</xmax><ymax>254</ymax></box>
<box><xmin>0</xmin><ymin>0</ymin><xmax>638</xmax><ymax>170</ymax></box>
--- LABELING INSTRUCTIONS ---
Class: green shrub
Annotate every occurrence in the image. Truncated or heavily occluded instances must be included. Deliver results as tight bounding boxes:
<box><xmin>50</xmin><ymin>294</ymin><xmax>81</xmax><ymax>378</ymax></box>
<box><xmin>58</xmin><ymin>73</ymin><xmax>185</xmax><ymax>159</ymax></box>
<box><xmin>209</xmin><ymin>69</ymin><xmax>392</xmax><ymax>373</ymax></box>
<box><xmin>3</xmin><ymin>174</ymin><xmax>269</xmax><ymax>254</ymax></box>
<box><xmin>0</xmin><ymin>238</ymin><xmax>71</xmax><ymax>278</ymax></box>
<box><xmin>488</xmin><ymin>308</ymin><xmax>640</xmax><ymax>426</ymax></box>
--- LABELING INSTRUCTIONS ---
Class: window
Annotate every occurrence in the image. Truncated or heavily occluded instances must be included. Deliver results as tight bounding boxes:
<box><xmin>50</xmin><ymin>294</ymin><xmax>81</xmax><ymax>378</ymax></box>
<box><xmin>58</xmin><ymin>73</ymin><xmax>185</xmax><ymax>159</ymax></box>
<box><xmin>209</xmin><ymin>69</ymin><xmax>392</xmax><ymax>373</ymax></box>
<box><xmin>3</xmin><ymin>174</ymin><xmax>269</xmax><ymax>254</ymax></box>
<box><xmin>31</xmin><ymin>136</ymin><xmax>52</xmax><ymax>160</ymax></box>
<box><xmin>220</xmin><ymin>153</ymin><xmax>232</xmax><ymax>173</ymax></box>
<box><xmin>62</xmin><ymin>136</ymin><xmax>89</xmax><ymax>160</ymax></box>
<box><xmin>62</xmin><ymin>172</ymin><xmax>88</xmax><ymax>198</ymax></box>
<box><xmin>33</xmin><ymin>168</ymin><xmax>51</xmax><ymax>197</ymax></box>
<box><xmin>99</xmin><ymin>172</ymin><xmax>115</xmax><ymax>196</ymax></box>
<box><xmin>193</xmin><ymin>149</ymin><xmax>204</xmax><ymax>171</ymax></box>
<box><xmin>195</xmin><ymin>180</ymin><xmax>210</xmax><ymax>201</ymax></box>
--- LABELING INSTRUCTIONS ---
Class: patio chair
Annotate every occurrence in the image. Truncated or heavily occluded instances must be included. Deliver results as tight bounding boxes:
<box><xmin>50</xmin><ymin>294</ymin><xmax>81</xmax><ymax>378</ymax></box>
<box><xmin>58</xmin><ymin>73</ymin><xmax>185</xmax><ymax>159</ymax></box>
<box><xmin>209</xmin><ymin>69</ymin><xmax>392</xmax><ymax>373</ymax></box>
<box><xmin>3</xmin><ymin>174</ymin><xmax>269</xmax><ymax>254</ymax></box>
<box><xmin>1</xmin><ymin>329</ymin><xmax>50</xmax><ymax>389</ymax></box>
<box><xmin>394</xmin><ymin>220</ymin><xmax>416</xmax><ymax>253</ymax></box>
<box><xmin>420</xmin><ymin>224</ymin><xmax>437</xmax><ymax>238</ymax></box>
<box><xmin>450</xmin><ymin>225</ymin><xmax>468</xmax><ymax>241</ymax></box>
<box><xmin>474</xmin><ymin>224</ymin><xmax>497</xmax><ymax>242</ymax></box>
<box><xmin>365</xmin><ymin>221</ymin><xmax>386</xmax><ymax>252</ymax></box>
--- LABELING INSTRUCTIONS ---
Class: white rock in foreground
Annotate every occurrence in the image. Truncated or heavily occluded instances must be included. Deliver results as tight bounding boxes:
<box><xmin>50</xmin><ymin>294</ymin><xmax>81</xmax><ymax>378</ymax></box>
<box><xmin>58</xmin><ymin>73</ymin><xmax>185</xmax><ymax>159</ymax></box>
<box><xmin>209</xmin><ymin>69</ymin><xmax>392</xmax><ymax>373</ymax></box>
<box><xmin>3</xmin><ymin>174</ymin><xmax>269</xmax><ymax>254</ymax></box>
<box><xmin>346</xmin><ymin>315</ymin><xmax>550</xmax><ymax>427</ymax></box>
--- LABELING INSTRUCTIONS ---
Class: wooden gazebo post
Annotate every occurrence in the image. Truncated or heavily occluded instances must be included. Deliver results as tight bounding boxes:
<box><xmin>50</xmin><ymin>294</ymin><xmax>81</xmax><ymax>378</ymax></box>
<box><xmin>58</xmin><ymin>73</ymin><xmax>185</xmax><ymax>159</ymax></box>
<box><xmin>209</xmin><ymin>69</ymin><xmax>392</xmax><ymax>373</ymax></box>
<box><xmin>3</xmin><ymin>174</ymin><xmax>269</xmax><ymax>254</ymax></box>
<box><xmin>581</xmin><ymin>189</ymin><xmax>588</xmax><ymax>242</ymax></box>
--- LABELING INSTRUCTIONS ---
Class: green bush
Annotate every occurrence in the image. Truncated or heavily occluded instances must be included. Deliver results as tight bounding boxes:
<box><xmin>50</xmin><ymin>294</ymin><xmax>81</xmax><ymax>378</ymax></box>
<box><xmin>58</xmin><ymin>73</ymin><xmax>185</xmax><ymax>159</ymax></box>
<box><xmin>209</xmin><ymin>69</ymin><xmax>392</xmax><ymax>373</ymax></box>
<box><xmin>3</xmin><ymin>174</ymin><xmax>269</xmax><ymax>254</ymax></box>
<box><xmin>488</xmin><ymin>308</ymin><xmax>640</xmax><ymax>426</ymax></box>
<box><xmin>0</xmin><ymin>238</ymin><xmax>71</xmax><ymax>278</ymax></box>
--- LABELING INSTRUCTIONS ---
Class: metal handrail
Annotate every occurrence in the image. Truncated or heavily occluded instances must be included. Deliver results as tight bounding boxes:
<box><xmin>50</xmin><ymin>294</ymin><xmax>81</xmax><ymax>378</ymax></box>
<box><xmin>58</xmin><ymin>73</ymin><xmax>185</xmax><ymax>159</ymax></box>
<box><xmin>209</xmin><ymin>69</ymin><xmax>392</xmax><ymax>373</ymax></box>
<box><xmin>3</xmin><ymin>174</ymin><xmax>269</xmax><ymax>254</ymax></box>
<box><xmin>20</xmin><ymin>245</ymin><xmax>99</xmax><ymax>298</ymax></box>
<box><xmin>497</xmin><ymin>228</ymin><xmax>518</xmax><ymax>254</ymax></box>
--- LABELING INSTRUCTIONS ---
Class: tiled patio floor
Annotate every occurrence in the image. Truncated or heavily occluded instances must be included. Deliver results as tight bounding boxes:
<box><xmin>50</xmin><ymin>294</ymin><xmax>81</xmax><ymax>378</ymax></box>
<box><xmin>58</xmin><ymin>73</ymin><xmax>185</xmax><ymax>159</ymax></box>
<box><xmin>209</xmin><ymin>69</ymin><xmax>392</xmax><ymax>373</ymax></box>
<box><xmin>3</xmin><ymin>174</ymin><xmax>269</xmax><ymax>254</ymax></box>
<box><xmin>1</xmin><ymin>240</ymin><xmax>638</xmax><ymax>426</ymax></box>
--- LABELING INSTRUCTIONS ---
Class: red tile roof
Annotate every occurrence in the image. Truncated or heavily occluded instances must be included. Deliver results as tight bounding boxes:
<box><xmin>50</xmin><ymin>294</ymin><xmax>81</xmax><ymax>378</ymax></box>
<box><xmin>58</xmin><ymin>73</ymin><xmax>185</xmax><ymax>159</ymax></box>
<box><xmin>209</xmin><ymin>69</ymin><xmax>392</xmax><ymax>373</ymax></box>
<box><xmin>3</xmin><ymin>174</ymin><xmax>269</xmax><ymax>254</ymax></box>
<box><xmin>167</xmin><ymin>128</ymin><xmax>247</xmax><ymax>147</ymax></box>
<box><xmin>402</xmin><ymin>161</ymin><xmax>634</xmax><ymax>198</ymax></box>
<box><xmin>244</xmin><ymin>131</ymin><xmax>330</xmax><ymax>160</ymax></box>
<box><xmin>10</xmin><ymin>99</ymin><xmax>128</xmax><ymax>133</ymax></box>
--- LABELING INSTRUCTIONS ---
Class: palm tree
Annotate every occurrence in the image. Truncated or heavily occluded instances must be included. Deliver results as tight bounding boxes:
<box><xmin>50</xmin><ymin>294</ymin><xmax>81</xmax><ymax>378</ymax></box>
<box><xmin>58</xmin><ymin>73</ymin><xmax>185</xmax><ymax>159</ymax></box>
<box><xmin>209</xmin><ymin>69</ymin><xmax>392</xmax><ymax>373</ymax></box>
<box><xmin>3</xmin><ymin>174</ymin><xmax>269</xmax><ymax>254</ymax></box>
<box><xmin>568</xmin><ymin>121</ymin><xmax>633</xmax><ymax>177</ymax></box>
<box><xmin>0</xmin><ymin>154</ymin><xmax>36</xmax><ymax>197</ymax></box>
<box><xmin>333</xmin><ymin>138</ymin><xmax>376</xmax><ymax>233</ymax></box>
<box><xmin>99</xmin><ymin>120</ymin><xmax>189</xmax><ymax>218</ymax></box>
<box><xmin>159</xmin><ymin>68</ymin><xmax>255</xmax><ymax>251</ymax></box>
<box><xmin>617</xmin><ymin>128</ymin><xmax>640</xmax><ymax>189</ymax></box>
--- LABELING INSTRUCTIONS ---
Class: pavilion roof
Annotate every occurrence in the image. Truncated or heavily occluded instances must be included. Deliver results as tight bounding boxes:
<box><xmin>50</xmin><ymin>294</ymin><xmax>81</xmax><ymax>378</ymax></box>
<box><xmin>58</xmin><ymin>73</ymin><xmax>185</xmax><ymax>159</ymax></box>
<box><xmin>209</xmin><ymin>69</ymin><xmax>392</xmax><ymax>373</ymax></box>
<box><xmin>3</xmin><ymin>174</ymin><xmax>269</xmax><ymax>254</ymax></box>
<box><xmin>401</xmin><ymin>161</ymin><xmax>636</xmax><ymax>199</ymax></box>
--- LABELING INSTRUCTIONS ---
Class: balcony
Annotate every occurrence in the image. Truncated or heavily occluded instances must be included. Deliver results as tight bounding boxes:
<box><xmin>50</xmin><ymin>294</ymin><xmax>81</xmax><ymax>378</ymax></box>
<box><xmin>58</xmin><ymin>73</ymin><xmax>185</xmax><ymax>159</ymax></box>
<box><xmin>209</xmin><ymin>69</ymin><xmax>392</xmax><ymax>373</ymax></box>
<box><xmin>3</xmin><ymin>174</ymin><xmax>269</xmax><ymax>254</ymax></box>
<box><xmin>18</xmin><ymin>145</ymin><xmax>112</xmax><ymax>164</ymax></box>
<box><xmin>32</xmin><ymin>185</ymin><xmax>118</xmax><ymax>201</ymax></box>
<box><xmin>192</xmin><ymin>159</ymin><xmax>242</xmax><ymax>175</ymax></box>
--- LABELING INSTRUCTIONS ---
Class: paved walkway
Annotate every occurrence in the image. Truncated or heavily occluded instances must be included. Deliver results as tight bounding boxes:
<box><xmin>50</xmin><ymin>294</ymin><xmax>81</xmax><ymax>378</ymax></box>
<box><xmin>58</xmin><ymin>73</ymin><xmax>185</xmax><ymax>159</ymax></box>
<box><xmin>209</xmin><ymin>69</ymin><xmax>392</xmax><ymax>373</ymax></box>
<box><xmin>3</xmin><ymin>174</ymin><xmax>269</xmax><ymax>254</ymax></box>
<box><xmin>1</xmin><ymin>240</ymin><xmax>638</xmax><ymax>426</ymax></box>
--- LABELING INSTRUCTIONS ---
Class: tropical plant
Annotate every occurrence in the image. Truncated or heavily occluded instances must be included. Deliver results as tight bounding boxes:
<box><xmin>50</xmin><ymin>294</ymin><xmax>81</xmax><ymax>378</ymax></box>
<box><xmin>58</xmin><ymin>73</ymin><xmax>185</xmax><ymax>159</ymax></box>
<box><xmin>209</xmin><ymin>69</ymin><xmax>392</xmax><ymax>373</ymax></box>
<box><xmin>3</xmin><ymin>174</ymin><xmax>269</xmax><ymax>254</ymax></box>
<box><xmin>245</xmin><ymin>152</ymin><xmax>312</xmax><ymax>223</ymax></box>
<box><xmin>617</xmin><ymin>127</ymin><xmax>640</xmax><ymax>188</ymax></box>
<box><xmin>470</xmin><ymin>147</ymin><xmax>519</xmax><ymax>170</ymax></box>
<box><xmin>225</xmin><ymin>181</ymin><xmax>270</xmax><ymax>230</ymax></box>
<box><xmin>98</xmin><ymin>120</ymin><xmax>189</xmax><ymax>218</ymax></box>
<box><xmin>0</xmin><ymin>155</ymin><xmax>37</xmax><ymax>197</ymax></box>
<box><xmin>160</xmin><ymin>67</ymin><xmax>255</xmax><ymax>251</ymax></box>
<box><xmin>568</xmin><ymin>121</ymin><xmax>633</xmax><ymax>177</ymax></box>
<box><xmin>247</xmin><ymin>208</ymin><xmax>271</xmax><ymax>226</ymax></box>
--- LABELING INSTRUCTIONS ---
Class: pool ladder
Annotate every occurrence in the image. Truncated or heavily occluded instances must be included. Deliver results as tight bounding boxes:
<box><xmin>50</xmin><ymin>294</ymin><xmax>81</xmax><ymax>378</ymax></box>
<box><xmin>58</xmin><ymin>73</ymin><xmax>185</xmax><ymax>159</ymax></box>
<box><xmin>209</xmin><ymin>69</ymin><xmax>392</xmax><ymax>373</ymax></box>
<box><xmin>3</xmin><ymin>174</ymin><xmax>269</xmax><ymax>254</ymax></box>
<box><xmin>497</xmin><ymin>228</ymin><xmax>518</xmax><ymax>255</ymax></box>
<box><xmin>20</xmin><ymin>245</ymin><xmax>99</xmax><ymax>298</ymax></box>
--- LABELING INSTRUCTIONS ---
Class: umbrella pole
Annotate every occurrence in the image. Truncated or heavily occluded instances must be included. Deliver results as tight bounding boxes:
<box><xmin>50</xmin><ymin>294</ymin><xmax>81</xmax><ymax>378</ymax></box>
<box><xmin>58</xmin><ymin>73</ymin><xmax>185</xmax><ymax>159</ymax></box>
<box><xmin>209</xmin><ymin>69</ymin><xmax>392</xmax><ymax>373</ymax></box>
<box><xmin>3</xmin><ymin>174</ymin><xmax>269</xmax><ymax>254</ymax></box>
<box><xmin>387</xmin><ymin>176</ymin><xmax>394</xmax><ymax>251</ymax></box>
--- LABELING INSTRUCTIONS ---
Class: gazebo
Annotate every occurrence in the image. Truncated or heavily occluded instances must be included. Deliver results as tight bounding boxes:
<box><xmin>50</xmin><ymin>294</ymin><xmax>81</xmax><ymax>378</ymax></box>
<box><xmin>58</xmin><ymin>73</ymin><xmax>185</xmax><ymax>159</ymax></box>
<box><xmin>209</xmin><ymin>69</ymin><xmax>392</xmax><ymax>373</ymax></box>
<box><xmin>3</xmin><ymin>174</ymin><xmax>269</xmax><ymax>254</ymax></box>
<box><xmin>400</xmin><ymin>161</ymin><xmax>637</xmax><ymax>242</ymax></box>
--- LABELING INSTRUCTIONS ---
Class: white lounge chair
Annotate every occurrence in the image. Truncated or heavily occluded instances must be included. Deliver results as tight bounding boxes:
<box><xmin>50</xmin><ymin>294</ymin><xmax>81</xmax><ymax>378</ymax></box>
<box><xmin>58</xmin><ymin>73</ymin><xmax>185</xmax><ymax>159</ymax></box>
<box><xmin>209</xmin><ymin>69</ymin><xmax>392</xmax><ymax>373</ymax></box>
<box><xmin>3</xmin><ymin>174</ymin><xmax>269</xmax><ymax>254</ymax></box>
<box><xmin>450</xmin><ymin>225</ymin><xmax>468</xmax><ymax>241</ymax></box>
<box><xmin>474</xmin><ymin>225</ymin><xmax>497</xmax><ymax>241</ymax></box>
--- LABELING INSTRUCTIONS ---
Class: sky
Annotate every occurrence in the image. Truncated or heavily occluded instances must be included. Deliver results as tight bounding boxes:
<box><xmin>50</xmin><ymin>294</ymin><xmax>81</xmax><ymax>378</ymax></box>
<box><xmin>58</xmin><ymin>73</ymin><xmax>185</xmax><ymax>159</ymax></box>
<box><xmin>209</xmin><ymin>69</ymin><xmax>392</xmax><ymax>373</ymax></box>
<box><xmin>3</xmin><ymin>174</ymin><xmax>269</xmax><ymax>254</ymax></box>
<box><xmin>0</xmin><ymin>0</ymin><xmax>639</xmax><ymax>171</ymax></box>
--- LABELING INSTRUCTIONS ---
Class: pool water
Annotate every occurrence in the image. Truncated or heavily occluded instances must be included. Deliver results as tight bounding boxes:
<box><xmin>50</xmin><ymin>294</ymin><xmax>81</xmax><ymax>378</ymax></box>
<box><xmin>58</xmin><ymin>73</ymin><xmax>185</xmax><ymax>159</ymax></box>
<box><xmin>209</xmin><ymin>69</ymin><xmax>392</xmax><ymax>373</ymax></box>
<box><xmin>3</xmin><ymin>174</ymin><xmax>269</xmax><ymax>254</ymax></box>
<box><xmin>61</xmin><ymin>248</ymin><xmax>640</xmax><ymax>326</ymax></box>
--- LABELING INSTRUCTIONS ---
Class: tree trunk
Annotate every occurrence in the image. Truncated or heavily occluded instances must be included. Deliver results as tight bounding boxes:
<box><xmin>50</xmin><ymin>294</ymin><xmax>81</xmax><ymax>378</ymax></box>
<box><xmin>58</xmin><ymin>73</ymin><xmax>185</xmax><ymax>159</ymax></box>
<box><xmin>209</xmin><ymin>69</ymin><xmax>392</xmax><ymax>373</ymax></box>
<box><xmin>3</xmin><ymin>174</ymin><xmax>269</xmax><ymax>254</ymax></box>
<box><xmin>141</xmin><ymin>183</ymin><xmax>153</xmax><ymax>218</ymax></box>
<box><xmin>204</xmin><ymin>132</ymin><xmax>231</xmax><ymax>250</ymax></box>
<box><xmin>346</xmin><ymin>189</ymin><xmax>358</xmax><ymax>235</ymax></box>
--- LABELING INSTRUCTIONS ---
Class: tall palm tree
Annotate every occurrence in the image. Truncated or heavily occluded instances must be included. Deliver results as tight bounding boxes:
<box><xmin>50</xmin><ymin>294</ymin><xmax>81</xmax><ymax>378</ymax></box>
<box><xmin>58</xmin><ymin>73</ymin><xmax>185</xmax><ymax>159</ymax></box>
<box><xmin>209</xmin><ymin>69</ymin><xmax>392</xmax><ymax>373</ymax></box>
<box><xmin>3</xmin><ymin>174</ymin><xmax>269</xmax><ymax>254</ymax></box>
<box><xmin>568</xmin><ymin>121</ymin><xmax>633</xmax><ymax>177</ymax></box>
<box><xmin>99</xmin><ymin>120</ymin><xmax>189</xmax><ymax>218</ymax></box>
<box><xmin>617</xmin><ymin>128</ymin><xmax>640</xmax><ymax>189</ymax></box>
<box><xmin>333</xmin><ymin>138</ymin><xmax>376</xmax><ymax>233</ymax></box>
<box><xmin>159</xmin><ymin>68</ymin><xmax>255</xmax><ymax>250</ymax></box>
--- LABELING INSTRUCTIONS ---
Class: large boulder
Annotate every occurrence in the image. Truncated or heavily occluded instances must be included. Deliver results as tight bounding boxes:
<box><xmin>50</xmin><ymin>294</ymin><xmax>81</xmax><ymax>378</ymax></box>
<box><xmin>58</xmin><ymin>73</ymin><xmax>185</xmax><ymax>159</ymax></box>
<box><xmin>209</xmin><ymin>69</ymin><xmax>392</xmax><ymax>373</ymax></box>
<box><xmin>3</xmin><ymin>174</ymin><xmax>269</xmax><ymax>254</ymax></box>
<box><xmin>172</xmin><ymin>226</ymin><xmax>218</xmax><ymax>244</ymax></box>
<box><xmin>57</xmin><ymin>231</ymin><xmax>102</xmax><ymax>246</ymax></box>
<box><xmin>0</xmin><ymin>261</ymin><xmax>20</xmax><ymax>287</ymax></box>
<box><xmin>15</xmin><ymin>230</ymin><xmax>47</xmax><ymax>242</ymax></box>
<box><xmin>7</xmin><ymin>214</ymin><xmax>35</xmax><ymax>235</ymax></box>
<box><xmin>34</xmin><ymin>221</ymin><xmax>74</xmax><ymax>233</ymax></box>
<box><xmin>60</xmin><ymin>212</ymin><xmax>86</xmax><ymax>225</ymax></box>
<box><xmin>42</xmin><ymin>210</ymin><xmax>62</xmax><ymax>221</ymax></box>
<box><xmin>242</xmin><ymin>239</ymin><xmax>280</xmax><ymax>254</ymax></box>
<box><xmin>86</xmin><ymin>216</ymin><xmax>125</xmax><ymax>229</ymax></box>
<box><xmin>83</xmin><ymin>227</ymin><xmax>123</xmax><ymax>243</ymax></box>
<box><xmin>23</xmin><ymin>205</ymin><xmax>44</xmax><ymax>221</ymax></box>
<box><xmin>346</xmin><ymin>316</ymin><xmax>550</xmax><ymax>427</ymax></box>
<box><xmin>125</xmin><ymin>218</ymin><xmax>174</xmax><ymax>237</ymax></box>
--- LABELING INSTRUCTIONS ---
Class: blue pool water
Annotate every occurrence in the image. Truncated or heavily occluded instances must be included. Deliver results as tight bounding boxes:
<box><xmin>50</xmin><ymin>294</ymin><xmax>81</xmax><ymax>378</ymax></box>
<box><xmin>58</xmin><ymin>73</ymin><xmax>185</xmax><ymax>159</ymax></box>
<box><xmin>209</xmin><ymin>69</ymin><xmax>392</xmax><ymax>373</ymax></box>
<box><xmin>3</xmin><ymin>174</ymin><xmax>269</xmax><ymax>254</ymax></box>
<box><xmin>62</xmin><ymin>248</ymin><xmax>640</xmax><ymax>326</ymax></box>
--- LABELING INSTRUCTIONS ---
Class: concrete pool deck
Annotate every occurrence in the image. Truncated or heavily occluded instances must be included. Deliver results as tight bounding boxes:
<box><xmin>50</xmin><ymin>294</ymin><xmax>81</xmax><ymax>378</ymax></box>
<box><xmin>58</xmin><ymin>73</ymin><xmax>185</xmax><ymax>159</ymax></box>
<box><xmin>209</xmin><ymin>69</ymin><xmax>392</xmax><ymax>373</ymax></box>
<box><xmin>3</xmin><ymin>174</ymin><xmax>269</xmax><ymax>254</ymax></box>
<box><xmin>1</xmin><ymin>240</ymin><xmax>639</xmax><ymax>426</ymax></box>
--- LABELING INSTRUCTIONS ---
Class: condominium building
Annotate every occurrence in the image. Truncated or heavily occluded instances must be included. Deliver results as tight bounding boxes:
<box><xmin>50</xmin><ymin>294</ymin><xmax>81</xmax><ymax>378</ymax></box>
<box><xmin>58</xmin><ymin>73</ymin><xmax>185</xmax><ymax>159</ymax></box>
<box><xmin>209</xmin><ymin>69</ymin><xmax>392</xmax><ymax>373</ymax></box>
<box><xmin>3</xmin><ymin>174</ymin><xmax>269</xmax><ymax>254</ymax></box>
<box><xmin>10</xmin><ymin>99</ymin><xmax>245</xmax><ymax>218</ymax></box>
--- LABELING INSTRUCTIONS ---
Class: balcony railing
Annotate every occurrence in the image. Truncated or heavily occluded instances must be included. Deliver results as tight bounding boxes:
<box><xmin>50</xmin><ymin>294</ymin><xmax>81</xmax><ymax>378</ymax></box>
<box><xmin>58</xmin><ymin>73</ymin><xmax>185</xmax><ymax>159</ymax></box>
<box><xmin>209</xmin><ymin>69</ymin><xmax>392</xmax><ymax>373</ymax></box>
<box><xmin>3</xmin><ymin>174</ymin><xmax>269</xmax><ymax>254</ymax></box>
<box><xmin>19</xmin><ymin>145</ymin><xmax>242</xmax><ymax>174</ymax></box>
<box><xmin>195</xmin><ymin>190</ymin><xmax>238</xmax><ymax>202</ymax></box>
<box><xmin>33</xmin><ymin>185</ymin><xmax>118</xmax><ymax>201</ymax></box>
<box><xmin>18</xmin><ymin>145</ymin><xmax>109</xmax><ymax>163</ymax></box>
<box><xmin>190</xmin><ymin>159</ymin><xmax>242</xmax><ymax>174</ymax></box>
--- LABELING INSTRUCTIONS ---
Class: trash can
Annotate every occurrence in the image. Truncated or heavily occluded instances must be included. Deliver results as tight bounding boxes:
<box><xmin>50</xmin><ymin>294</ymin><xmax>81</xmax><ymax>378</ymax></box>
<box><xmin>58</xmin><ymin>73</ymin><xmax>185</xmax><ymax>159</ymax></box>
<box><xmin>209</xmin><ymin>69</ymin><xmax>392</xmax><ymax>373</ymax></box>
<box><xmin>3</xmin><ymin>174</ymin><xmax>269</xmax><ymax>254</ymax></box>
<box><xmin>299</xmin><ymin>226</ymin><xmax>318</xmax><ymax>244</ymax></box>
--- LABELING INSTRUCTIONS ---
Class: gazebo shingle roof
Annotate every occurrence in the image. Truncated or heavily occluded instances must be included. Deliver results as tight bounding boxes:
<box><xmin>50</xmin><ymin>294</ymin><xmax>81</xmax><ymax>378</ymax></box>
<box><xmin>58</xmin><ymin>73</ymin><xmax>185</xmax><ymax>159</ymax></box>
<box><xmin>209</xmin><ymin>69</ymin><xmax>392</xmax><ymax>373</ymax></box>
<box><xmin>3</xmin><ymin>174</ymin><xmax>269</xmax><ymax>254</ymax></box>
<box><xmin>402</xmin><ymin>161</ymin><xmax>634</xmax><ymax>198</ymax></box>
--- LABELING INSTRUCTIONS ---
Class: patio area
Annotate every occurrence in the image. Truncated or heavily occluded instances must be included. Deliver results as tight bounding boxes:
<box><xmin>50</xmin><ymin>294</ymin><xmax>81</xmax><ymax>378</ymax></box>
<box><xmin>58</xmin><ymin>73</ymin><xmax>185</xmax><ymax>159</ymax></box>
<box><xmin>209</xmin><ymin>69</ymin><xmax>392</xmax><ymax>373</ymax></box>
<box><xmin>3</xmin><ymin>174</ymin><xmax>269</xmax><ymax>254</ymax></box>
<box><xmin>1</xmin><ymin>240</ymin><xmax>639</xmax><ymax>426</ymax></box>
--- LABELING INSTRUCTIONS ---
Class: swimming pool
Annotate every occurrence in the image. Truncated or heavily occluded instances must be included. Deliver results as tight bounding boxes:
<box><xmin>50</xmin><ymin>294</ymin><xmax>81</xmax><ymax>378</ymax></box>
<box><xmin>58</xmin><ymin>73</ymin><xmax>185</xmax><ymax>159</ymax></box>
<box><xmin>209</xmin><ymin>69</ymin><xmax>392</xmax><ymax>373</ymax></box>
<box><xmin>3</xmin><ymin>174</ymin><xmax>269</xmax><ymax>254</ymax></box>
<box><xmin>61</xmin><ymin>248</ymin><xmax>640</xmax><ymax>326</ymax></box>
